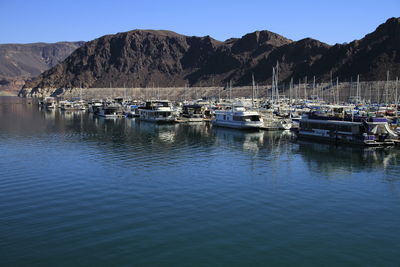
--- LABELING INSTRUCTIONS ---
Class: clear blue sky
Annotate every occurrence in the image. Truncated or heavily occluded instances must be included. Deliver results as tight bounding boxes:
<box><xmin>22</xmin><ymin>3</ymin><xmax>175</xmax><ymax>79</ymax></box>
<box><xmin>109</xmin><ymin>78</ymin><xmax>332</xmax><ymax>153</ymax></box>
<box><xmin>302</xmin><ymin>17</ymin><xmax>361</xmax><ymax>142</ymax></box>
<box><xmin>0</xmin><ymin>0</ymin><xmax>398</xmax><ymax>45</ymax></box>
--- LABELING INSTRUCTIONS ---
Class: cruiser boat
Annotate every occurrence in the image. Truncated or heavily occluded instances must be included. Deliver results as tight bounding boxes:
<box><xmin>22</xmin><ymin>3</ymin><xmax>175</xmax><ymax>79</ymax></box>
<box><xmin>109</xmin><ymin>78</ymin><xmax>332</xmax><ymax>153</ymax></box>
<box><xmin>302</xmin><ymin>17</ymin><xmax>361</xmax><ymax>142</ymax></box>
<box><xmin>212</xmin><ymin>106</ymin><xmax>263</xmax><ymax>130</ymax></box>
<box><xmin>59</xmin><ymin>100</ymin><xmax>74</xmax><ymax>111</ymax></box>
<box><xmin>125</xmin><ymin>104</ymin><xmax>141</xmax><ymax>117</ymax></box>
<box><xmin>98</xmin><ymin>104</ymin><xmax>125</xmax><ymax>118</ymax></box>
<box><xmin>88</xmin><ymin>99</ymin><xmax>104</xmax><ymax>114</ymax></box>
<box><xmin>73</xmin><ymin>100</ymin><xmax>89</xmax><ymax>111</ymax></box>
<box><xmin>42</xmin><ymin>97</ymin><xmax>57</xmax><ymax>109</ymax></box>
<box><xmin>180</xmin><ymin>104</ymin><xmax>206</xmax><ymax>122</ymax></box>
<box><xmin>59</xmin><ymin>100</ymin><xmax>88</xmax><ymax>111</ymax></box>
<box><xmin>259</xmin><ymin>110</ymin><xmax>292</xmax><ymax>130</ymax></box>
<box><xmin>298</xmin><ymin>112</ymin><xmax>399</xmax><ymax>146</ymax></box>
<box><xmin>138</xmin><ymin>100</ymin><xmax>177</xmax><ymax>123</ymax></box>
<box><xmin>124</xmin><ymin>101</ymin><xmax>143</xmax><ymax>118</ymax></box>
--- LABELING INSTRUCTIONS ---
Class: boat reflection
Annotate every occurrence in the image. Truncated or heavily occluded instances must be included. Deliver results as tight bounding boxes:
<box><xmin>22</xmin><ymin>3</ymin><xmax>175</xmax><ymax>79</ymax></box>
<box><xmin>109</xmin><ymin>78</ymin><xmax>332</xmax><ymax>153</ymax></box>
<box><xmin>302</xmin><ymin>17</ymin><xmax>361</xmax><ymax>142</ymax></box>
<box><xmin>294</xmin><ymin>140</ymin><xmax>400</xmax><ymax>175</ymax></box>
<box><xmin>15</xmin><ymin>96</ymin><xmax>400</xmax><ymax>180</ymax></box>
<box><xmin>212</xmin><ymin>128</ymin><xmax>295</xmax><ymax>155</ymax></box>
<box><xmin>59</xmin><ymin>110</ymin><xmax>87</xmax><ymax>120</ymax></box>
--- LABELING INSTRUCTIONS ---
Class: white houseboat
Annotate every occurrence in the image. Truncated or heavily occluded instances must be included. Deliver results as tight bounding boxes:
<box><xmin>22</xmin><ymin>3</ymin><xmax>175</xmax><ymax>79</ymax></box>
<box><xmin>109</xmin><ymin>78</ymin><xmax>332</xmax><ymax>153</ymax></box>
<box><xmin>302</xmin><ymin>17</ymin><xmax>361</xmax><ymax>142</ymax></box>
<box><xmin>212</xmin><ymin>106</ymin><xmax>263</xmax><ymax>130</ymax></box>
<box><xmin>98</xmin><ymin>104</ymin><xmax>125</xmax><ymax>118</ymax></box>
<box><xmin>138</xmin><ymin>100</ymin><xmax>177</xmax><ymax>123</ymax></box>
<box><xmin>42</xmin><ymin>97</ymin><xmax>57</xmax><ymax>109</ymax></box>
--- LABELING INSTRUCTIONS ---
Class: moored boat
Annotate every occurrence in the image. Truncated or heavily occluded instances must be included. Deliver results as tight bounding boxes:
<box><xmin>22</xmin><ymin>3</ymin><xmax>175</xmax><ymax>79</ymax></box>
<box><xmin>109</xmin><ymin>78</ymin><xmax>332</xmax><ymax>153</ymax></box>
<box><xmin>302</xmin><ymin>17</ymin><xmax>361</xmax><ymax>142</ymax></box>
<box><xmin>297</xmin><ymin>112</ymin><xmax>399</xmax><ymax>146</ymax></box>
<box><xmin>138</xmin><ymin>100</ymin><xmax>177</xmax><ymax>123</ymax></box>
<box><xmin>98</xmin><ymin>104</ymin><xmax>125</xmax><ymax>118</ymax></box>
<box><xmin>42</xmin><ymin>97</ymin><xmax>57</xmax><ymax>109</ymax></box>
<box><xmin>212</xmin><ymin>106</ymin><xmax>263</xmax><ymax>130</ymax></box>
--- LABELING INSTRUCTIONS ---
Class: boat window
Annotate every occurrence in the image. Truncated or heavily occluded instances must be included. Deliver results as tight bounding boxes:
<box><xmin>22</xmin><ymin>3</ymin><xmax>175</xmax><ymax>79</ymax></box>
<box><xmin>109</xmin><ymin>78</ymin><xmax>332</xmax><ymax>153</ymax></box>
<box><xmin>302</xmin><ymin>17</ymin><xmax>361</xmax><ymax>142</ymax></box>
<box><xmin>233</xmin><ymin>116</ymin><xmax>244</xmax><ymax>121</ymax></box>
<box><xmin>248</xmin><ymin>115</ymin><xmax>260</xmax><ymax>121</ymax></box>
<box><xmin>337</xmin><ymin>125</ymin><xmax>351</xmax><ymax>132</ymax></box>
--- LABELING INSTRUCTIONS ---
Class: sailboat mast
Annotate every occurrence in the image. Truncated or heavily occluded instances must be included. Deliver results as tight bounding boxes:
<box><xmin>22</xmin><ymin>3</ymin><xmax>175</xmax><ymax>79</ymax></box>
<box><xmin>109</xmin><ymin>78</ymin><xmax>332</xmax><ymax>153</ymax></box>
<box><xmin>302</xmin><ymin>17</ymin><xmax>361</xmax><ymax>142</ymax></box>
<box><xmin>230</xmin><ymin>80</ymin><xmax>232</xmax><ymax>101</ymax></box>
<box><xmin>298</xmin><ymin>79</ymin><xmax>301</xmax><ymax>103</ymax></box>
<box><xmin>251</xmin><ymin>73</ymin><xmax>255</xmax><ymax>108</ymax></box>
<box><xmin>312</xmin><ymin>76</ymin><xmax>316</xmax><ymax>99</ymax></box>
<box><xmin>289</xmin><ymin>77</ymin><xmax>293</xmax><ymax>104</ymax></box>
<box><xmin>272</xmin><ymin>67</ymin><xmax>275</xmax><ymax>104</ymax></box>
<box><xmin>356</xmin><ymin>75</ymin><xmax>360</xmax><ymax>103</ymax></box>
<box><xmin>336</xmin><ymin>77</ymin><xmax>339</xmax><ymax>104</ymax></box>
<box><xmin>276</xmin><ymin>61</ymin><xmax>280</xmax><ymax>104</ymax></box>
<box><xmin>386</xmin><ymin>70</ymin><xmax>390</xmax><ymax>104</ymax></box>
<box><xmin>396</xmin><ymin>77</ymin><xmax>398</xmax><ymax>114</ymax></box>
<box><xmin>79</xmin><ymin>82</ymin><xmax>82</xmax><ymax>100</ymax></box>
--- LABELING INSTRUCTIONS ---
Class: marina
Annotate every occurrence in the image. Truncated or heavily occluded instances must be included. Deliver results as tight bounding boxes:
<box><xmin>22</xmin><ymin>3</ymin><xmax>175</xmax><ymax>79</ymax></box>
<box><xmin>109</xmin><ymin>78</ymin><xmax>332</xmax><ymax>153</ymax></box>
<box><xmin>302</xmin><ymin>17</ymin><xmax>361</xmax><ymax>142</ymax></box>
<box><xmin>1</xmin><ymin>96</ymin><xmax>400</xmax><ymax>266</ymax></box>
<box><xmin>1</xmin><ymin>2</ymin><xmax>399</xmax><ymax>264</ymax></box>
<box><xmin>33</xmin><ymin>76</ymin><xmax>400</xmax><ymax>147</ymax></box>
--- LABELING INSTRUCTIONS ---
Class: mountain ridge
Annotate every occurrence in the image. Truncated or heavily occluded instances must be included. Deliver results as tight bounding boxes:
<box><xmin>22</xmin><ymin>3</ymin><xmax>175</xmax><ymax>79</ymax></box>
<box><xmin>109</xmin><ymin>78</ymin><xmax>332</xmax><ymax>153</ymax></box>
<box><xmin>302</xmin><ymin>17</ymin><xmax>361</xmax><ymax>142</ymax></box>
<box><xmin>14</xmin><ymin>17</ymin><xmax>400</xmax><ymax>97</ymax></box>
<box><xmin>0</xmin><ymin>41</ymin><xmax>84</xmax><ymax>94</ymax></box>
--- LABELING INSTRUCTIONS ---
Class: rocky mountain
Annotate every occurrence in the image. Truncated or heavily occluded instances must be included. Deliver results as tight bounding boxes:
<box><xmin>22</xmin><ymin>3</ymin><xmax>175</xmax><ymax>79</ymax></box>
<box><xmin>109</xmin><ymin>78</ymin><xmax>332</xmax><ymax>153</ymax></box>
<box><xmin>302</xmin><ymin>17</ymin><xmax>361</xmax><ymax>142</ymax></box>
<box><xmin>0</xmin><ymin>42</ymin><xmax>84</xmax><ymax>95</ymax></box>
<box><xmin>19</xmin><ymin>17</ymin><xmax>400</xmax><ymax>97</ymax></box>
<box><xmin>22</xmin><ymin>30</ymin><xmax>292</xmax><ymax>94</ymax></box>
<box><xmin>308</xmin><ymin>17</ymin><xmax>400</xmax><ymax>82</ymax></box>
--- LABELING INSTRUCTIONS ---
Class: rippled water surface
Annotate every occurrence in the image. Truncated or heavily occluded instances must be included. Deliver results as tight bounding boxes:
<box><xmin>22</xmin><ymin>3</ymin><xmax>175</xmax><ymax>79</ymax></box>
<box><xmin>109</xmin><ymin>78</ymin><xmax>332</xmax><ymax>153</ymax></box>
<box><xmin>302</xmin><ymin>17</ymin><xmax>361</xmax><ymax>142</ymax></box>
<box><xmin>1</xmin><ymin>97</ymin><xmax>400</xmax><ymax>266</ymax></box>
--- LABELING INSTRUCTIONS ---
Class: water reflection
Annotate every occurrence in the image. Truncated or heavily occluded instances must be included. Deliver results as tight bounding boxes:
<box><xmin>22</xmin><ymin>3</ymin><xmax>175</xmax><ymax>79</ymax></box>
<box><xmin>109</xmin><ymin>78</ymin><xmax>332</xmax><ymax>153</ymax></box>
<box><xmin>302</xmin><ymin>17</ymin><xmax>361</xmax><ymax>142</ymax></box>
<box><xmin>295</xmin><ymin>140</ymin><xmax>400</xmax><ymax>176</ymax></box>
<box><xmin>1</xmin><ymin>97</ymin><xmax>399</xmax><ymax>176</ymax></box>
<box><xmin>3</xmin><ymin>97</ymin><xmax>400</xmax><ymax>266</ymax></box>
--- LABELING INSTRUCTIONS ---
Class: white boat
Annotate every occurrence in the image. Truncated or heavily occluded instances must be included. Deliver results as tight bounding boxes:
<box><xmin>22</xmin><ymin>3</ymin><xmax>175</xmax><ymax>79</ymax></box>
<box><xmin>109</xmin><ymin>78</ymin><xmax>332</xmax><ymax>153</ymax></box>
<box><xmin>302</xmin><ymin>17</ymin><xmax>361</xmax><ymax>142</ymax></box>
<box><xmin>212</xmin><ymin>106</ymin><xmax>263</xmax><ymax>129</ymax></box>
<box><xmin>88</xmin><ymin>99</ymin><xmax>104</xmax><ymax>114</ymax></box>
<box><xmin>43</xmin><ymin>97</ymin><xmax>57</xmax><ymax>109</ymax></box>
<box><xmin>74</xmin><ymin>100</ymin><xmax>89</xmax><ymax>111</ymax></box>
<box><xmin>138</xmin><ymin>100</ymin><xmax>177</xmax><ymax>123</ymax></box>
<box><xmin>180</xmin><ymin>104</ymin><xmax>208</xmax><ymax>122</ymax></box>
<box><xmin>98</xmin><ymin>104</ymin><xmax>125</xmax><ymax>118</ymax></box>
<box><xmin>125</xmin><ymin>105</ymin><xmax>141</xmax><ymax>117</ymax></box>
<box><xmin>260</xmin><ymin>111</ymin><xmax>292</xmax><ymax>130</ymax></box>
<box><xmin>59</xmin><ymin>100</ymin><xmax>88</xmax><ymax>111</ymax></box>
<box><xmin>124</xmin><ymin>101</ymin><xmax>143</xmax><ymax>118</ymax></box>
<box><xmin>59</xmin><ymin>101</ymin><xmax>74</xmax><ymax>111</ymax></box>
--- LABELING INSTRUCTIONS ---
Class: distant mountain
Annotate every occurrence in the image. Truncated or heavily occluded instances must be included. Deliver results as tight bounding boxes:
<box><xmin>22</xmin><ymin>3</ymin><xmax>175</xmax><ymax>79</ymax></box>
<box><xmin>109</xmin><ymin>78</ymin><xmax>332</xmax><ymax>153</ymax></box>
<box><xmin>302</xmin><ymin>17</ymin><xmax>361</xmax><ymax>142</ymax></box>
<box><xmin>19</xmin><ymin>17</ymin><xmax>400</xmax><ymax>97</ymax></box>
<box><xmin>0</xmin><ymin>42</ymin><xmax>84</xmax><ymax>94</ymax></box>
<box><xmin>21</xmin><ymin>29</ymin><xmax>292</xmax><ymax>95</ymax></box>
<box><xmin>314</xmin><ymin>17</ymin><xmax>400</xmax><ymax>81</ymax></box>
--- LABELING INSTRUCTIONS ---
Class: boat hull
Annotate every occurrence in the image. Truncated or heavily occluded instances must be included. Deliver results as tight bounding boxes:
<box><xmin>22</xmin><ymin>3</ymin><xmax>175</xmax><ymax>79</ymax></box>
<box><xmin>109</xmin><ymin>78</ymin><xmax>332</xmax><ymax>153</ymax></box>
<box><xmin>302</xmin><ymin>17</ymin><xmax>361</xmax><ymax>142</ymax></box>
<box><xmin>138</xmin><ymin>118</ymin><xmax>176</xmax><ymax>123</ymax></box>
<box><xmin>212</xmin><ymin>121</ymin><xmax>262</xmax><ymax>130</ymax></box>
<box><xmin>297</xmin><ymin>131</ymin><xmax>394</xmax><ymax>147</ymax></box>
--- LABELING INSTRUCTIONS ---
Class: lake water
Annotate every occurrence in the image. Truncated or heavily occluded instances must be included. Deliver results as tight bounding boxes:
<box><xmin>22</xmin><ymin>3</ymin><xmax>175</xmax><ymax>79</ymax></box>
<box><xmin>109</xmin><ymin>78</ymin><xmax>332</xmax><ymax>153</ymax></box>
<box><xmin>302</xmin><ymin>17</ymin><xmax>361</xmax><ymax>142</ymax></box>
<box><xmin>1</xmin><ymin>97</ymin><xmax>400</xmax><ymax>266</ymax></box>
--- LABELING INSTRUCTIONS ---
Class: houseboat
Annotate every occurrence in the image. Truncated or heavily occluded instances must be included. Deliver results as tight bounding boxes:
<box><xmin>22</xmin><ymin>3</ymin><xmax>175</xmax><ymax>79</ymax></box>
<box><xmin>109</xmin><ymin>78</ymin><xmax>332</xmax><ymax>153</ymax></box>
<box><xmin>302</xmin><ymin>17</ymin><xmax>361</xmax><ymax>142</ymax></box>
<box><xmin>42</xmin><ymin>97</ymin><xmax>57</xmax><ymax>109</ymax></box>
<box><xmin>59</xmin><ymin>100</ymin><xmax>74</xmax><ymax>111</ymax></box>
<box><xmin>180</xmin><ymin>104</ymin><xmax>206</xmax><ymax>122</ymax></box>
<box><xmin>98</xmin><ymin>104</ymin><xmax>125</xmax><ymax>118</ymax></box>
<box><xmin>59</xmin><ymin>100</ymin><xmax>88</xmax><ymax>111</ymax></box>
<box><xmin>212</xmin><ymin>106</ymin><xmax>264</xmax><ymax>130</ymax></box>
<box><xmin>297</xmin><ymin>112</ymin><xmax>399</xmax><ymax>146</ymax></box>
<box><xmin>138</xmin><ymin>100</ymin><xmax>177</xmax><ymax>123</ymax></box>
<box><xmin>88</xmin><ymin>99</ymin><xmax>104</xmax><ymax>114</ymax></box>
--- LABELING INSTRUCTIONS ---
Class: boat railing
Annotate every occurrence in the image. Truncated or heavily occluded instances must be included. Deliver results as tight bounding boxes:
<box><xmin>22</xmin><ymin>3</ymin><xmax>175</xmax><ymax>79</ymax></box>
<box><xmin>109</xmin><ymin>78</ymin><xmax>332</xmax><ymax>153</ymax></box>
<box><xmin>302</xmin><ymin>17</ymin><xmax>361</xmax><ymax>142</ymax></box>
<box><xmin>307</xmin><ymin>112</ymin><xmax>388</xmax><ymax>123</ymax></box>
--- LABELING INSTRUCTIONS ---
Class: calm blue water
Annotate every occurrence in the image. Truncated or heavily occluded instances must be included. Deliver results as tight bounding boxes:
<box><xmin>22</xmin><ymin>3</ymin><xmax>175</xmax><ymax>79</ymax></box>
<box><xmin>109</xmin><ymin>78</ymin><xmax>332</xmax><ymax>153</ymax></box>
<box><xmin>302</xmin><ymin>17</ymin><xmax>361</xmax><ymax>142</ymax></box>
<box><xmin>1</xmin><ymin>97</ymin><xmax>400</xmax><ymax>266</ymax></box>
